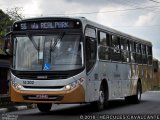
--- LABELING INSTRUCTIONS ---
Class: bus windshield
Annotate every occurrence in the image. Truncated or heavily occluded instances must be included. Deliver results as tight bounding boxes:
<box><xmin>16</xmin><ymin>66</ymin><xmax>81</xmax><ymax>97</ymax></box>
<box><xmin>14</xmin><ymin>33</ymin><xmax>83</xmax><ymax>71</ymax></box>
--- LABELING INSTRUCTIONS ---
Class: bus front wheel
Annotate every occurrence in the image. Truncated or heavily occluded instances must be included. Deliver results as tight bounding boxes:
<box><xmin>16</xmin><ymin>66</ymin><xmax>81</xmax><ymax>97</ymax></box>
<box><xmin>92</xmin><ymin>85</ymin><xmax>106</xmax><ymax>111</ymax></box>
<box><xmin>37</xmin><ymin>103</ymin><xmax>52</xmax><ymax>112</ymax></box>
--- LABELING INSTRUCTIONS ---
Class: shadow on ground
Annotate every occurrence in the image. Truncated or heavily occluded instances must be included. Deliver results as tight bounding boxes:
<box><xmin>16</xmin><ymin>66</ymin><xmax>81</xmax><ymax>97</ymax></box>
<box><xmin>23</xmin><ymin>99</ymin><xmax>149</xmax><ymax>116</ymax></box>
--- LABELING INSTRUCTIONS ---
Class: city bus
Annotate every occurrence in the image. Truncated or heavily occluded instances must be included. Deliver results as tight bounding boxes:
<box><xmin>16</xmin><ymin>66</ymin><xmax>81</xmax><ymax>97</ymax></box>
<box><xmin>4</xmin><ymin>17</ymin><xmax>153</xmax><ymax>112</ymax></box>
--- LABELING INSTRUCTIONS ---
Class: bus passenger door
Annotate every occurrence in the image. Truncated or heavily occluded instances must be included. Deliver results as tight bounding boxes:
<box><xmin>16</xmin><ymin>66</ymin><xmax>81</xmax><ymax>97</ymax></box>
<box><xmin>85</xmin><ymin>36</ymin><xmax>98</xmax><ymax>102</ymax></box>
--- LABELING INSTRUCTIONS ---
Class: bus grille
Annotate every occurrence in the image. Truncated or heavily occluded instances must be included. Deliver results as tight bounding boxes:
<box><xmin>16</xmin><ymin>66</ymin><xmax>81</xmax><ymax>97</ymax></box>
<box><xmin>16</xmin><ymin>73</ymin><xmax>69</xmax><ymax>80</ymax></box>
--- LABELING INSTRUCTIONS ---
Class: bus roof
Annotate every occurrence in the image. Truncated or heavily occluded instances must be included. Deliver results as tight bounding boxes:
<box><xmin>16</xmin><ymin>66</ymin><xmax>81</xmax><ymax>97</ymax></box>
<box><xmin>14</xmin><ymin>16</ymin><xmax>152</xmax><ymax>46</ymax></box>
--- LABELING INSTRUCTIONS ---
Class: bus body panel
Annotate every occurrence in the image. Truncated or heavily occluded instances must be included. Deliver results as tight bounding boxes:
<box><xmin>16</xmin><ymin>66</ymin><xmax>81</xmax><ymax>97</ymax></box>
<box><xmin>10</xmin><ymin>69</ymin><xmax>86</xmax><ymax>103</ymax></box>
<box><xmin>11</xmin><ymin>83</ymin><xmax>85</xmax><ymax>103</ymax></box>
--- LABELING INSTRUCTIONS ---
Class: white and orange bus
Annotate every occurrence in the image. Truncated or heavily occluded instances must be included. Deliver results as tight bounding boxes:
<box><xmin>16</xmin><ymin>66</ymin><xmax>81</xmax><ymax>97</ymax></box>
<box><xmin>5</xmin><ymin>17</ymin><xmax>153</xmax><ymax>112</ymax></box>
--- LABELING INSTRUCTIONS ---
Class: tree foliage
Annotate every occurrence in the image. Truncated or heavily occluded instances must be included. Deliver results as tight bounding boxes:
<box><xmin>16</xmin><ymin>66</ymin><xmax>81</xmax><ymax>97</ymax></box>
<box><xmin>0</xmin><ymin>8</ymin><xmax>23</xmax><ymax>55</ymax></box>
<box><xmin>6</xmin><ymin>7</ymin><xmax>23</xmax><ymax>21</ymax></box>
<box><xmin>0</xmin><ymin>9</ymin><xmax>13</xmax><ymax>38</ymax></box>
<box><xmin>0</xmin><ymin>7</ymin><xmax>23</xmax><ymax>38</ymax></box>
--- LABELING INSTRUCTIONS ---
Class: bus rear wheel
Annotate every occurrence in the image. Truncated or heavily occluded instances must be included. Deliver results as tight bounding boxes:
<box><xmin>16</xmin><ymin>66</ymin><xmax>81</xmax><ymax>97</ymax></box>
<box><xmin>132</xmin><ymin>81</ymin><xmax>142</xmax><ymax>104</ymax></box>
<box><xmin>125</xmin><ymin>81</ymin><xmax>142</xmax><ymax>104</ymax></box>
<box><xmin>37</xmin><ymin>103</ymin><xmax>52</xmax><ymax>112</ymax></box>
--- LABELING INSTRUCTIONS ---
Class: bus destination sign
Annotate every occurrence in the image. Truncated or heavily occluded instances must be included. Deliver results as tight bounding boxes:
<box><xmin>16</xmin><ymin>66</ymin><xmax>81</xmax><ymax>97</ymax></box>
<box><xmin>13</xmin><ymin>21</ymin><xmax>81</xmax><ymax>31</ymax></box>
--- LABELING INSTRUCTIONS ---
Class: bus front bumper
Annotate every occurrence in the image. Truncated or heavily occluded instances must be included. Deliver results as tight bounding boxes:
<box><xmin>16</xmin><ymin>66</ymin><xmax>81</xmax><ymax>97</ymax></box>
<box><xmin>10</xmin><ymin>84</ymin><xmax>85</xmax><ymax>103</ymax></box>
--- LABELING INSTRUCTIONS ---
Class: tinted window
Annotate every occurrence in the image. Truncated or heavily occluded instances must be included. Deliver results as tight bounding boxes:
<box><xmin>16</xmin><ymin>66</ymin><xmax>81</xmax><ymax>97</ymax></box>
<box><xmin>142</xmin><ymin>45</ymin><xmax>147</xmax><ymax>64</ymax></box>
<box><xmin>99</xmin><ymin>32</ymin><xmax>107</xmax><ymax>46</ymax></box>
<box><xmin>98</xmin><ymin>31</ymin><xmax>110</xmax><ymax>60</ymax></box>
<box><xmin>86</xmin><ymin>37</ymin><xmax>97</xmax><ymax>72</ymax></box>
<box><xmin>121</xmin><ymin>38</ymin><xmax>129</xmax><ymax>51</ymax></box>
<box><xmin>112</xmin><ymin>35</ymin><xmax>120</xmax><ymax>49</ymax></box>
<box><xmin>136</xmin><ymin>43</ymin><xmax>142</xmax><ymax>64</ymax></box>
<box><xmin>85</xmin><ymin>27</ymin><xmax>96</xmax><ymax>38</ymax></box>
<box><xmin>147</xmin><ymin>46</ymin><xmax>152</xmax><ymax>65</ymax></box>
<box><xmin>130</xmin><ymin>42</ymin><xmax>136</xmax><ymax>63</ymax></box>
<box><xmin>111</xmin><ymin>35</ymin><xmax>121</xmax><ymax>61</ymax></box>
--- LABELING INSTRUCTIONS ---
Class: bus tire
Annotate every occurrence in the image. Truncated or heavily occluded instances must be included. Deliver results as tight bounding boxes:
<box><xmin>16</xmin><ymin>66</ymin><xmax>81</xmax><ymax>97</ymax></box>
<box><xmin>125</xmin><ymin>81</ymin><xmax>142</xmax><ymax>104</ymax></box>
<box><xmin>37</xmin><ymin>103</ymin><xmax>52</xmax><ymax>112</ymax></box>
<box><xmin>132</xmin><ymin>81</ymin><xmax>142</xmax><ymax>104</ymax></box>
<box><xmin>92</xmin><ymin>84</ymin><xmax>106</xmax><ymax>111</ymax></box>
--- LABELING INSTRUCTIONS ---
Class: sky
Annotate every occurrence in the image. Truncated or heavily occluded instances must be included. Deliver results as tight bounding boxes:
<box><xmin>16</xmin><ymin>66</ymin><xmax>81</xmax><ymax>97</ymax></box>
<box><xmin>1</xmin><ymin>0</ymin><xmax>160</xmax><ymax>59</ymax></box>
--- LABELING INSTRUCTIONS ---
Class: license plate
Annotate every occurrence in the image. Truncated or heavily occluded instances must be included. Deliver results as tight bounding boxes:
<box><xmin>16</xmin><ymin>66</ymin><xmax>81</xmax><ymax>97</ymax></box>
<box><xmin>36</xmin><ymin>94</ymin><xmax>48</xmax><ymax>99</ymax></box>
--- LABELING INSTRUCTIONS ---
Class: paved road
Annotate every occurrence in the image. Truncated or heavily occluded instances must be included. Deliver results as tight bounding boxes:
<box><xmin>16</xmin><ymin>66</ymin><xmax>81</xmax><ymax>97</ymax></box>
<box><xmin>1</xmin><ymin>91</ymin><xmax>160</xmax><ymax>120</ymax></box>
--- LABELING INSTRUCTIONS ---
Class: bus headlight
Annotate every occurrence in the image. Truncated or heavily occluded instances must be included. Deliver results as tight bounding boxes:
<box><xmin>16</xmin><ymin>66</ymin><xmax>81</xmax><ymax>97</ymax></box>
<box><xmin>16</xmin><ymin>84</ymin><xmax>23</xmax><ymax>90</ymax></box>
<box><xmin>65</xmin><ymin>85</ymin><xmax>71</xmax><ymax>90</ymax></box>
<box><xmin>65</xmin><ymin>77</ymin><xmax>84</xmax><ymax>90</ymax></box>
<box><xmin>12</xmin><ymin>81</ymin><xmax>23</xmax><ymax>90</ymax></box>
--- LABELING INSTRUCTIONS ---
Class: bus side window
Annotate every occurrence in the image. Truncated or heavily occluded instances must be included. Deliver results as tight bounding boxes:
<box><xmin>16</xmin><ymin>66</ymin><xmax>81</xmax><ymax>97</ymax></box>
<box><xmin>153</xmin><ymin>60</ymin><xmax>158</xmax><ymax>72</ymax></box>
<box><xmin>111</xmin><ymin>35</ymin><xmax>121</xmax><ymax>62</ymax></box>
<box><xmin>130</xmin><ymin>41</ymin><xmax>136</xmax><ymax>63</ymax></box>
<box><xmin>136</xmin><ymin>43</ymin><xmax>142</xmax><ymax>64</ymax></box>
<box><xmin>98</xmin><ymin>31</ymin><xmax>110</xmax><ymax>60</ymax></box>
<box><xmin>142</xmin><ymin>44</ymin><xmax>147</xmax><ymax>64</ymax></box>
<box><xmin>147</xmin><ymin>46</ymin><xmax>152</xmax><ymax>65</ymax></box>
<box><xmin>86</xmin><ymin>37</ymin><xmax>97</xmax><ymax>73</ymax></box>
<box><xmin>99</xmin><ymin>32</ymin><xmax>107</xmax><ymax>46</ymax></box>
<box><xmin>121</xmin><ymin>38</ymin><xmax>130</xmax><ymax>62</ymax></box>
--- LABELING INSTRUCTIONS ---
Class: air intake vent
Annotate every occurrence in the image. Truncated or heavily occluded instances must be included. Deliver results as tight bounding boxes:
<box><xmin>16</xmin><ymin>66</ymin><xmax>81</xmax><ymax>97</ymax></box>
<box><xmin>16</xmin><ymin>73</ymin><xmax>69</xmax><ymax>80</ymax></box>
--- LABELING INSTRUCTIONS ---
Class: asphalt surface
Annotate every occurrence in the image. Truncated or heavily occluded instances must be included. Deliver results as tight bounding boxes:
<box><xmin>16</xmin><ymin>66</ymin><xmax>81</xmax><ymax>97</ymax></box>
<box><xmin>1</xmin><ymin>91</ymin><xmax>160</xmax><ymax>120</ymax></box>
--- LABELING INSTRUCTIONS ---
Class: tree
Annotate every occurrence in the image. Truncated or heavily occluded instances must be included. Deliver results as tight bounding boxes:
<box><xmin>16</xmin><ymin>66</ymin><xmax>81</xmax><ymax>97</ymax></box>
<box><xmin>0</xmin><ymin>7</ymin><xmax>24</xmax><ymax>38</ymax></box>
<box><xmin>0</xmin><ymin>9</ymin><xmax>13</xmax><ymax>38</ymax></box>
<box><xmin>6</xmin><ymin>7</ymin><xmax>24</xmax><ymax>21</ymax></box>
<box><xmin>0</xmin><ymin>9</ymin><xmax>13</xmax><ymax>54</ymax></box>
<box><xmin>0</xmin><ymin>8</ymin><xmax>23</xmax><ymax>55</ymax></box>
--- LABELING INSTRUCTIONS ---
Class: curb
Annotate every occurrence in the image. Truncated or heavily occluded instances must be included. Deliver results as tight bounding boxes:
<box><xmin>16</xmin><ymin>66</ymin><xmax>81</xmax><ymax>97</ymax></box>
<box><xmin>0</xmin><ymin>104</ymin><xmax>36</xmax><ymax>114</ymax></box>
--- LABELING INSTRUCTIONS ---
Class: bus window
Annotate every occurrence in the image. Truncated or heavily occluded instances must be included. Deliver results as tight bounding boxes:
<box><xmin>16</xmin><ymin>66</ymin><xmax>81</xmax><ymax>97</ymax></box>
<box><xmin>142</xmin><ymin>44</ymin><xmax>147</xmax><ymax>64</ymax></box>
<box><xmin>153</xmin><ymin>60</ymin><xmax>158</xmax><ymax>72</ymax></box>
<box><xmin>136</xmin><ymin>43</ymin><xmax>142</xmax><ymax>64</ymax></box>
<box><xmin>111</xmin><ymin>35</ymin><xmax>121</xmax><ymax>62</ymax></box>
<box><xmin>130</xmin><ymin>41</ymin><xmax>136</xmax><ymax>63</ymax></box>
<box><xmin>121</xmin><ymin>38</ymin><xmax>129</xmax><ymax>51</ymax></box>
<box><xmin>121</xmin><ymin>38</ymin><xmax>130</xmax><ymax>62</ymax></box>
<box><xmin>99</xmin><ymin>32</ymin><xmax>110</xmax><ymax>46</ymax></box>
<box><xmin>99</xmin><ymin>46</ymin><xmax>110</xmax><ymax>60</ymax></box>
<box><xmin>85</xmin><ymin>27</ymin><xmax>96</xmax><ymax>38</ymax></box>
<box><xmin>147</xmin><ymin>46</ymin><xmax>152</xmax><ymax>65</ymax></box>
<box><xmin>99</xmin><ymin>32</ymin><xmax>107</xmax><ymax>46</ymax></box>
<box><xmin>147</xmin><ymin>46</ymin><xmax>152</xmax><ymax>55</ymax></box>
<box><xmin>98</xmin><ymin>31</ymin><xmax>110</xmax><ymax>60</ymax></box>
